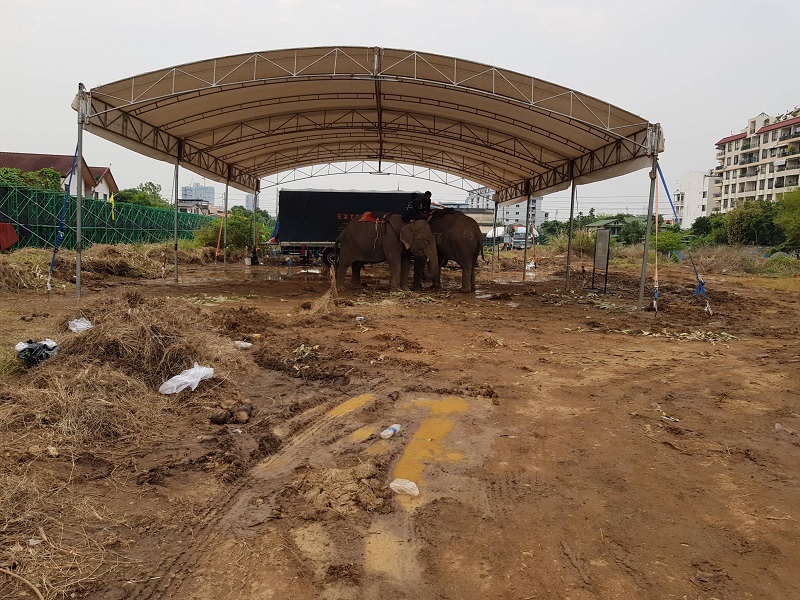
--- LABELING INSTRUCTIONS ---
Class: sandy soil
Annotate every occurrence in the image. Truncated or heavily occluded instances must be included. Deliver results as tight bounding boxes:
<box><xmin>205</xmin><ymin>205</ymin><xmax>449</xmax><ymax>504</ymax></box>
<box><xmin>1</xmin><ymin>256</ymin><xmax>799</xmax><ymax>600</ymax></box>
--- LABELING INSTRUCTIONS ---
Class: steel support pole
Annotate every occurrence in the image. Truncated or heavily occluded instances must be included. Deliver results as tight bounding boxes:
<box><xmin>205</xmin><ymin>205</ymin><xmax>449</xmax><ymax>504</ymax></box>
<box><xmin>492</xmin><ymin>201</ymin><xmax>498</xmax><ymax>272</ymax></box>
<box><xmin>173</xmin><ymin>159</ymin><xmax>179</xmax><ymax>282</ymax></box>
<box><xmin>522</xmin><ymin>195</ymin><xmax>531</xmax><ymax>282</ymax></box>
<box><xmin>565</xmin><ymin>163</ymin><xmax>576</xmax><ymax>290</ymax></box>
<box><xmin>253</xmin><ymin>186</ymin><xmax>259</xmax><ymax>248</ymax></box>
<box><xmin>223</xmin><ymin>180</ymin><xmax>229</xmax><ymax>269</ymax></box>
<box><xmin>75</xmin><ymin>85</ymin><xmax>85</xmax><ymax>300</ymax></box>
<box><xmin>638</xmin><ymin>154</ymin><xmax>659</xmax><ymax>308</ymax></box>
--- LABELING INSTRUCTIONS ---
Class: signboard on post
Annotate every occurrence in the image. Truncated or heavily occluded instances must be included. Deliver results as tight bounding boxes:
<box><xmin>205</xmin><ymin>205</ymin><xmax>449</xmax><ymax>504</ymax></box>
<box><xmin>591</xmin><ymin>228</ymin><xmax>611</xmax><ymax>293</ymax></box>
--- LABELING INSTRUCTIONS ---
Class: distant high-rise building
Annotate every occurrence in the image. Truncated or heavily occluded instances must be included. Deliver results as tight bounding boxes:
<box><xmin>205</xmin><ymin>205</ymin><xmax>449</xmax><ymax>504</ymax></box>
<box><xmin>673</xmin><ymin>172</ymin><xmax>712</xmax><ymax>228</ymax></box>
<box><xmin>182</xmin><ymin>182</ymin><xmax>215</xmax><ymax>205</ymax></box>
<box><xmin>245</xmin><ymin>194</ymin><xmax>254</xmax><ymax>211</ymax></box>
<box><xmin>710</xmin><ymin>112</ymin><xmax>800</xmax><ymax>214</ymax></box>
<box><xmin>465</xmin><ymin>187</ymin><xmax>493</xmax><ymax>210</ymax></box>
<box><xmin>498</xmin><ymin>197</ymin><xmax>544</xmax><ymax>228</ymax></box>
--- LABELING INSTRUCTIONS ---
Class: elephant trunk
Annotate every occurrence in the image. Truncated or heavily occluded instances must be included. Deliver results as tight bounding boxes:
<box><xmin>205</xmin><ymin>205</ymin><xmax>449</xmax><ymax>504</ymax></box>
<box><xmin>424</xmin><ymin>245</ymin><xmax>438</xmax><ymax>280</ymax></box>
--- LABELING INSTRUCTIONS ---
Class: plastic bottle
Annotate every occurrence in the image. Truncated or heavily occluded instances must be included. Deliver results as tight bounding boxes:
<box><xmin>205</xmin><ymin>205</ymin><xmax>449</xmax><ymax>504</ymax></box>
<box><xmin>380</xmin><ymin>424</ymin><xmax>401</xmax><ymax>439</ymax></box>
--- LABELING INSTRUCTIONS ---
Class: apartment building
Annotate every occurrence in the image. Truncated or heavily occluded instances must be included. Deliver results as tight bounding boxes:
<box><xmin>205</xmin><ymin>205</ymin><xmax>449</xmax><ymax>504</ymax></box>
<box><xmin>710</xmin><ymin>113</ymin><xmax>800</xmax><ymax>213</ymax></box>
<box><xmin>673</xmin><ymin>171</ymin><xmax>712</xmax><ymax>227</ymax></box>
<box><xmin>182</xmin><ymin>182</ymin><xmax>216</xmax><ymax>203</ymax></box>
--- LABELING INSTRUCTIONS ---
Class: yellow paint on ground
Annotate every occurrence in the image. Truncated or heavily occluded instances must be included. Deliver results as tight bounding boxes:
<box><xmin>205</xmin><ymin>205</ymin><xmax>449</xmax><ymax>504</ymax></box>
<box><xmin>392</xmin><ymin>396</ymin><xmax>469</xmax><ymax>510</ymax></box>
<box><xmin>350</xmin><ymin>425</ymin><xmax>375</xmax><ymax>442</ymax></box>
<box><xmin>366</xmin><ymin>439</ymin><xmax>391</xmax><ymax>455</ymax></box>
<box><xmin>326</xmin><ymin>393</ymin><xmax>375</xmax><ymax>418</ymax></box>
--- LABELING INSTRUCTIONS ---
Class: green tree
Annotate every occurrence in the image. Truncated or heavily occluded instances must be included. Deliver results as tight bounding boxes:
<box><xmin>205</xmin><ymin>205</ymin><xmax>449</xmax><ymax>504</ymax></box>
<box><xmin>620</xmin><ymin>220</ymin><xmax>645</xmax><ymax>245</ymax></box>
<box><xmin>115</xmin><ymin>182</ymin><xmax>169</xmax><ymax>208</ymax></box>
<box><xmin>0</xmin><ymin>167</ymin><xmax>62</xmax><ymax>191</ymax></box>
<box><xmin>193</xmin><ymin>207</ymin><xmax>275</xmax><ymax>249</ymax></box>
<box><xmin>726</xmin><ymin>200</ymin><xmax>783</xmax><ymax>246</ymax></box>
<box><xmin>654</xmin><ymin>230</ymin><xmax>684</xmax><ymax>253</ymax></box>
<box><xmin>691</xmin><ymin>216</ymin><xmax>712</xmax><ymax>236</ymax></box>
<box><xmin>539</xmin><ymin>220</ymin><xmax>565</xmax><ymax>237</ymax></box>
<box><xmin>774</xmin><ymin>189</ymin><xmax>800</xmax><ymax>246</ymax></box>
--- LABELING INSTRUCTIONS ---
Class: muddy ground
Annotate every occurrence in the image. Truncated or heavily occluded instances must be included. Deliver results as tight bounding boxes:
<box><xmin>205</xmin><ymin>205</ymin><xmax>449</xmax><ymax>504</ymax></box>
<box><xmin>1</xmin><ymin>256</ymin><xmax>799</xmax><ymax>600</ymax></box>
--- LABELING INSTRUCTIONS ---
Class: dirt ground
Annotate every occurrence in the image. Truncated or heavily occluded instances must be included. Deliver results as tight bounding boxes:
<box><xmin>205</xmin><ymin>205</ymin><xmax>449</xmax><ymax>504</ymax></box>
<box><xmin>1</xmin><ymin>255</ymin><xmax>799</xmax><ymax>600</ymax></box>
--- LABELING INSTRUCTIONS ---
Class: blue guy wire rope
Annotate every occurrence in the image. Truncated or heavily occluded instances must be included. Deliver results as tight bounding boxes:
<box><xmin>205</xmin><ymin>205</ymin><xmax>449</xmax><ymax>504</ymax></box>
<box><xmin>656</xmin><ymin>163</ymin><xmax>712</xmax><ymax>315</ymax></box>
<box><xmin>47</xmin><ymin>146</ymin><xmax>78</xmax><ymax>291</ymax></box>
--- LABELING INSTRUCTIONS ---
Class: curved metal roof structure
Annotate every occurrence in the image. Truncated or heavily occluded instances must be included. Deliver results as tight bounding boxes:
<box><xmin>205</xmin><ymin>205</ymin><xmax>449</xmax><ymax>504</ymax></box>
<box><xmin>84</xmin><ymin>46</ymin><xmax>663</xmax><ymax>202</ymax></box>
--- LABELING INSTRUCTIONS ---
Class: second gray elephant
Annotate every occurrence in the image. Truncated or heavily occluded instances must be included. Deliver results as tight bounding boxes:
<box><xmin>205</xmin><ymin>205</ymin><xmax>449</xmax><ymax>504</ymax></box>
<box><xmin>336</xmin><ymin>213</ymin><xmax>439</xmax><ymax>291</ymax></box>
<box><xmin>413</xmin><ymin>209</ymin><xmax>484</xmax><ymax>292</ymax></box>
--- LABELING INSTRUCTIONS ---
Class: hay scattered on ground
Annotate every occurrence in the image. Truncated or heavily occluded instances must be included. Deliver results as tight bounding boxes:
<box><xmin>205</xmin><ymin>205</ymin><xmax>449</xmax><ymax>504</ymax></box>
<box><xmin>0</xmin><ymin>288</ymin><xmax>259</xmax><ymax>596</ymax></box>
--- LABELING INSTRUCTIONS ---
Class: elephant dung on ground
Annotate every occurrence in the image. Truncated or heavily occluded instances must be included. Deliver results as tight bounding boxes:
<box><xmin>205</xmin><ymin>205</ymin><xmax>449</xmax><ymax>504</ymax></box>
<box><xmin>336</xmin><ymin>213</ymin><xmax>439</xmax><ymax>291</ymax></box>
<box><xmin>414</xmin><ymin>209</ymin><xmax>484</xmax><ymax>292</ymax></box>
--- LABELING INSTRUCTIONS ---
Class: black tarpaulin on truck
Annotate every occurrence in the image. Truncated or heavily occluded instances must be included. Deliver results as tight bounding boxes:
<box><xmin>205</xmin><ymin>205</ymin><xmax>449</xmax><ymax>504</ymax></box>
<box><xmin>275</xmin><ymin>190</ymin><xmax>411</xmax><ymax>244</ymax></box>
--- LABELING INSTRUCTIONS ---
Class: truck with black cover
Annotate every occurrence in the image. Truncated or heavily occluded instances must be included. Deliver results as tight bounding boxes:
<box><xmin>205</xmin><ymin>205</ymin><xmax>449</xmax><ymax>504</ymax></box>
<box><xmin>270</xmin><ymin>189</ymin><xmax>411</xmax><ymax>266</ymax></box>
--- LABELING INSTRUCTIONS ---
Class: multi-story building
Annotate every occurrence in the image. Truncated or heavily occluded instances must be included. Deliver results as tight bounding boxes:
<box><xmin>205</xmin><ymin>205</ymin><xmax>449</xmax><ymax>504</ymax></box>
<box><xmin>673</xmin><ymin>171</ymin><xmax>714</xmax><ymax>227</ymax></box>
<box><xmin>463</xmin><ymin>186</ymin><xmax>545</xmax><ymax>227</ymax></box>
<box><xmin>182</xmin><ymin>182</ymin><xmax>215</xmax><ymax>204</ymax></box>
<box><xmin>464</xmin><ymin>186</ymin><xmax>493</xmax><ymax>210</ymax></box>
<box><xmin>710</xmin><ymin>113</ymin><xmax>800</xmax><ymax>213</ymax></box>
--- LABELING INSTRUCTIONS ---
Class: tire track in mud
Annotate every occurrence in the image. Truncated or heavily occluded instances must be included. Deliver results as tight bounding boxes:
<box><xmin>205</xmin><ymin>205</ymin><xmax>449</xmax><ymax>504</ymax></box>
<box><xmin>121</xmin><ymin>389</ymin><xmax>386</xmax><ymax>600</ymax></box>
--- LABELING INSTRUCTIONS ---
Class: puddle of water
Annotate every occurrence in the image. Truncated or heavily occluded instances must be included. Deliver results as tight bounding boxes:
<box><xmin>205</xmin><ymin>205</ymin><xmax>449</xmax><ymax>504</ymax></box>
<box><xmin>327</xmin><ymin>393</ymin><xmax>375</xmax><ymax>418</ymax></box>
<box><xmin>366</xmin><ymin>439</ymin><xmax>391</xmax><ymax>455</ymax></box>
<box><xmin>350</xmin><ymin>425</ymin><xmax>375</xmax><ymax>442</ymax></box>
<box><xmin>391</xmin><ymin>396</ymin><xmax>469</xmax><ymax>510</ymax></box>
<box><xmin>364</xmin><ymin>517</ymin><xmax>422</xmax><ymax>583</ymax></box>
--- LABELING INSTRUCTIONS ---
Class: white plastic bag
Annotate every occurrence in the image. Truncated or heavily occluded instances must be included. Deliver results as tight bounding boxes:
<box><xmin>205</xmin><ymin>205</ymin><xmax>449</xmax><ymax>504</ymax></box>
<box><xmin>68</xmin><ymin>317</ymin><xmax>93</xmax><ymax>333</ymax></box>
<box><xmin>159</xmin><ymin>362</ymin><xmax>214</xmax><ymax>395</ymax></box>
<box><xmin>234</xmin><ymin>341</ymin><xmax>253</xmax><ymax>349</ymax></box>
<box><xmin>389</xmin><ymin>478</ymin><xmax>420</xmax><ymax>497</ymax></box>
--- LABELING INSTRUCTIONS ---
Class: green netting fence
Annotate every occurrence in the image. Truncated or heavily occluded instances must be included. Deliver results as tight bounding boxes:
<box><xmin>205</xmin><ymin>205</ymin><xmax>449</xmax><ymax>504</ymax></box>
<box><xmin>0</xmin><ymin>185</ymin><xmax>214</xmax><ymax>250</ymax></box>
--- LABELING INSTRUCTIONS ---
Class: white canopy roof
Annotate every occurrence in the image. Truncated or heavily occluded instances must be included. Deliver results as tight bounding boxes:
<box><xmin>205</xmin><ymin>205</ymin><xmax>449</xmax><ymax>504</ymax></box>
<box><xmin>81</xmin><ymin>46</ymin><xmax>663</xmax><ymax>202</ymax></box>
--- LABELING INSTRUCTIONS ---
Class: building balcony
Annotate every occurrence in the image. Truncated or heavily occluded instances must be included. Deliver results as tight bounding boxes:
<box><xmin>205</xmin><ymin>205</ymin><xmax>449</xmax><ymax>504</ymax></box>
<box><xmin>741</xmin><ymin>143</ymin><xmax>751</xmax><ymax>150</ymax></box>
<box><xmin>713</xmin><ymin>192</ymin><xmax>721</xmax><ymax>198</ymax></box>
<box><xmin>779</xmin><ymin>130</ymin><xmax>800</xmax><ymax>142</ymax></box>
<box><xmin>740</xmin><ymin>156</ymin><xmax>759</xmax><ymax>165</ymax></box>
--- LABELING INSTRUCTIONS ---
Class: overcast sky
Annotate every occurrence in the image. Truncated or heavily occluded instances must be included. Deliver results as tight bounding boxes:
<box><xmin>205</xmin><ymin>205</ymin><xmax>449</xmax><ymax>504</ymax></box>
<box><xmin>2</xmin><ymin>0</ymin><xmax>798</xmax><ymax>218</ymax></box>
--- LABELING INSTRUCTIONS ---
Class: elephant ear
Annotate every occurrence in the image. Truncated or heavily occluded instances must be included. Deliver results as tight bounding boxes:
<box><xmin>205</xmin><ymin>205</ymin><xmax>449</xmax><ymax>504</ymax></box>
<box><xmin>399</xmin><ymin>225</ymin><xmax>414</xmax><ymax>250</ymax></box>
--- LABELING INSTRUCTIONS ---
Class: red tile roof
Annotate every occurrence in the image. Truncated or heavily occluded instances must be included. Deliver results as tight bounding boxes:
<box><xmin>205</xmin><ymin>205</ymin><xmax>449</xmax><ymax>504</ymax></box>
<box><xmin>715</xmin><ymin>132</ymin><xmax>746</xmax><ymax>147</ymax></box>
<box><xmin>0</xmin><ymin>152</ymin><xmax>116</xmax><ymax>192</ymax></box>
<box><xmin>0</xmin><ymin>152</ymin><xmax>77</xmax><ymax>175</ymax></box>
<box><xmin>756</xmin><ymin>115</ymin><xmax>800</xmax><ymax>134</ymax></box>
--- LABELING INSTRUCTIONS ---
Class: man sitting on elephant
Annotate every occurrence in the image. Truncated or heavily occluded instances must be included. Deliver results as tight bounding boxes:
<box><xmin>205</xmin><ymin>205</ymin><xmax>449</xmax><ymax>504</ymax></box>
<box><xmin>403</xmin><ymin>191</ymin><xmax>444</xmax><ymax>223</ymax></box>
<box><xmin>336</xmin><ymin>212</ymin><xmax>439</xmax><ymax>291</ymax></box>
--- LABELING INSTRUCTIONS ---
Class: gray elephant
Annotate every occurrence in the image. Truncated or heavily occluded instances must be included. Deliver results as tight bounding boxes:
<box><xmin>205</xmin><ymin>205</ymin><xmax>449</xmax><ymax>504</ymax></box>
<box><xmin>336</xmin><ymin>213</ymin><xmax>439</xmax><ymax>291</ymax></box>
<box><xmin>413</xmin><ymin>209</ymin><xmax>484</xmax><ymax>292</ymax></box>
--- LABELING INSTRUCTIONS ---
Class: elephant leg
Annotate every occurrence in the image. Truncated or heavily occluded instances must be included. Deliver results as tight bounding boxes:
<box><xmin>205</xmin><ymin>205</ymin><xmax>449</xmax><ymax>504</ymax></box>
<box><xmin>398</xmin><ymin>256</ymin><xmax>411</xmax><ymax>291</ymax></box>
<box><xmin>411</xmin><ymin>257</ymin><xmax>423</xmax><ymax>290</ymax></box>
<box><xmin>351</xmin><ymin>262</ymin><xmax>364</xmax><ymax>288</ymax></box>
<box><xmin>388</xmin><ymin>258</ymin><xmax>404</xmax><ymax>290</ymax></box>
<box><xmin>335</xmin><ymin>257</ymin><xmax>348</xmax><ymax>289</ymax></box>
<box><xmin>459</xmin><ymin>263</ymin><xmax>474</xmax><ymax>293</ymax></box>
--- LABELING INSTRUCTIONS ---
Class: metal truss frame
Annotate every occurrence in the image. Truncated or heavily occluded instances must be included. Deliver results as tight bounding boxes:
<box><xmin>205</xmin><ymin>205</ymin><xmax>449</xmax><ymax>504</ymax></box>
<box><xmin>260</xmin><ymin>161</ymin><xmax>478</xmax><ymax>191</ymax></box>
<box><xmin>85</xmin><ymin>46</ymin><xmax>659</xmax><ymax>201</ymax></box>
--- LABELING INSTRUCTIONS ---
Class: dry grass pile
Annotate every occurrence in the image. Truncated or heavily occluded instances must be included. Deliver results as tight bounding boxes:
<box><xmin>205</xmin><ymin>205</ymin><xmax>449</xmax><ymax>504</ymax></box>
<box><xmin>81</xmin><ymin>244</ymin><xmax>159</xmax><ymax>278</ymax></box>
<box><xmin>145</xmin><ymin>244</ymin><xmax>216</xmax><ymax>265</ymax></box>
<box><xmin>692</xmin><ymin>246</ymin><xmax>799</xmax><ymax>276</ymax></box>
<box><xmin>0</xmin><ymin>289</ymin><xmax>254</xmax><ymax>596</ymax></box>
<box><xmin>2</xmin><ymin>289</ymin><xmax>248</xmax><ymax>456</ymax></box>
<box><xmin>0</xmin><ymin>248</ymin><xmax>73</xmax><ymax>289</ymax></box>
<box><xmin>0</xmin><ymin>467</ymin><xmax>126</xmax><ymax>599</ymax></box>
